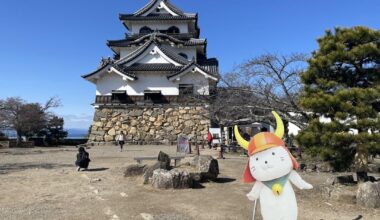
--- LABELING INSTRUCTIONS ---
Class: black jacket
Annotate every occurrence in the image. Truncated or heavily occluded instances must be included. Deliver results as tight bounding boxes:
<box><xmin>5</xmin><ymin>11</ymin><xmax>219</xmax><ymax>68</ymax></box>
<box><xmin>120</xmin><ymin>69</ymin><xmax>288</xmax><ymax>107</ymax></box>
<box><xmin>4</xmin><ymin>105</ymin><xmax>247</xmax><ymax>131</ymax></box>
<box><xmin>75</xmin><ymin>151</ymin><xmax>90</xmax><ymax>168</ymax></box>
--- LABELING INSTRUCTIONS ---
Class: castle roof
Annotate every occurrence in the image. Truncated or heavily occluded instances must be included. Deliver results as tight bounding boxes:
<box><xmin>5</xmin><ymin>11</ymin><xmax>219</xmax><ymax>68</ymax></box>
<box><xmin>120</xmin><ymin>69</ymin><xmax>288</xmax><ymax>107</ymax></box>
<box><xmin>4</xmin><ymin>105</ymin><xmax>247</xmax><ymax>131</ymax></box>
<box><xmin>107</xmin><ymin>32</ymin><xmax>206</xmax><ymax>48</ymax></box>
<box><xmin>119</xmin><ymin>14</ymin><xmax>197</xmax><ymax>21</ymax></box>
<box><xmin>133</xmin><ymin>0</ymin><xmax>186</xmax><ymax>17</ymax></box>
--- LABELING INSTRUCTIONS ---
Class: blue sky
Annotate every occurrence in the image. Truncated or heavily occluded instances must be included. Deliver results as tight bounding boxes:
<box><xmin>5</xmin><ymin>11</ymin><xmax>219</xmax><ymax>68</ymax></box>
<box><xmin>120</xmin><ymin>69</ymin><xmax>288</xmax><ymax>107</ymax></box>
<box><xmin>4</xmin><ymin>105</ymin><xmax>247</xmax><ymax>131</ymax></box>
<box><xmin>0</xmin><ymin>0</ymin><xmax>379</xmax><ymax>129</ymax></box>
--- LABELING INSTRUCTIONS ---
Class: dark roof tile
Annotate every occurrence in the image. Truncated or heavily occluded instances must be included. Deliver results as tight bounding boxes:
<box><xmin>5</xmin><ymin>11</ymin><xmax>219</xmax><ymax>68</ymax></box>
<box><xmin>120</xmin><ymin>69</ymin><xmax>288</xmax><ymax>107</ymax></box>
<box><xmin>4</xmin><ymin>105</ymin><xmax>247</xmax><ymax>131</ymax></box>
<box><xmin>120</xmin><ymin>14</ymin><xmax>197</xmax><ymax>21</ymax></box>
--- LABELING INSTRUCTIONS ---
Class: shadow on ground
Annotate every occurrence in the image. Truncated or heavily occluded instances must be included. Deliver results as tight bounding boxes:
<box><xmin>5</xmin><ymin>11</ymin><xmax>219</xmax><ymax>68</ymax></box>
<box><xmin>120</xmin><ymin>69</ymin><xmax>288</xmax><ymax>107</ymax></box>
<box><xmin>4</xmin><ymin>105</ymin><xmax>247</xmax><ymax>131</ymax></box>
<box><xmin>0</xmin><ymin>163</ymin><xmax>73</xmax><ymax>175</ymax></box>
<box><xmin>84</xmin><ymin>168</ymin><xmax>109</xmax><ymax>172</ymax></box>
<box><xmin>214</xmin><ymin>177</ymin><xmax>236</xmax><ymax>184</ymax></box>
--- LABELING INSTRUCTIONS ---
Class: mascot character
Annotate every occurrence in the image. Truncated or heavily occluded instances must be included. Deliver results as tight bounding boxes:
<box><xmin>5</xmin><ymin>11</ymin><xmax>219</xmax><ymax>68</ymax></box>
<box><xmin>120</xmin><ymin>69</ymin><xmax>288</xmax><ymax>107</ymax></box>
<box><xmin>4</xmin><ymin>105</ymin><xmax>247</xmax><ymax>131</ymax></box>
<box><xmin>234</xmin><ymin>111</ymin><xmax>313</xmax><ymax>220</ymax></box>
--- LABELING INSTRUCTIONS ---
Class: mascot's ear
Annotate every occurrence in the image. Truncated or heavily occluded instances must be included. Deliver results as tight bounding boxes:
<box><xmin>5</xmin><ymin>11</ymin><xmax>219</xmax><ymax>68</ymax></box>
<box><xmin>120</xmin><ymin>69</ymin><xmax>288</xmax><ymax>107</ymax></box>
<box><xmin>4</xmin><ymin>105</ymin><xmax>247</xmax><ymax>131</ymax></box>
<box><xmin>282</xmin><ymin>146</ymin><xmax>299</xmax><ymax>170</ymax></box>
<box><xmin>243</xmin><ymin>160</ymin><xmax>256</xmax><ymax>183</ymax></box>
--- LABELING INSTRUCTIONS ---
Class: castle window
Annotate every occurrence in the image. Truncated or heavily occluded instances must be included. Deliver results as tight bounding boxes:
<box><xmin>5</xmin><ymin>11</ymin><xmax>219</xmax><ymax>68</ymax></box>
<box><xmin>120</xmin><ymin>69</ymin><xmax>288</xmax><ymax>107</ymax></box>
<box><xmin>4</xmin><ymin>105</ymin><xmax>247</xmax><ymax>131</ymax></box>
<box><xmin>178</xmin><ymin>53</ymin><xmax>188</xmax><ymax>59</ymax></box>
<box><xmin>144</xmin><ymin>90</ymin><xmax>163</xmax><ymax>103</ymax></box>
<box><xmin>140</xmin><ymin>26</ymin><xmax>153</xmax><ymax>34</ymax></box>
<box><xmin>179</xmin><ymin>84</ymin><xmax>194</xmax><ymax>95</ymax></box>
<box><xmin>167</xmin><ymin>26</ymin><xmax>180</xmax><ymax>34</ymax></box>
<box><xmin>111</xmin><ymin>90</ymin><xmax>127</xmax><ymax>103</ymax></box>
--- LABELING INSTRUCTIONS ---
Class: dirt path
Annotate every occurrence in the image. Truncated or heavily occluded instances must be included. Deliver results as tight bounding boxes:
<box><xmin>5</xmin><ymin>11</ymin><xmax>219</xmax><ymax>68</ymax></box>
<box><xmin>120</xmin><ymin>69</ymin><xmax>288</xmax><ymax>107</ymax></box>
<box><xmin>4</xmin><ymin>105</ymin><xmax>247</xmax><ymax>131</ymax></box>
<box><xmin>0</xmin><ymin>146</ymin><xmax>379</xmax><ymax>220</ymax></box>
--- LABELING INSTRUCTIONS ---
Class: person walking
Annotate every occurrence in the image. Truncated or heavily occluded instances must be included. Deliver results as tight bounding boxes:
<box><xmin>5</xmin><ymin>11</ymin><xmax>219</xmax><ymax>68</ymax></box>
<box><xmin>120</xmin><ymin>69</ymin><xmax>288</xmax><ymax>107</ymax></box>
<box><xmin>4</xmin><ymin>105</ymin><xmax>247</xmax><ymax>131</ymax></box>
<box><xmin>116</xmin><ymin>131</ymin><xmax>126</xmax><ymax>152</ymax></box>
<box><xmin>75</xmin><ymin>147</ymin><xmax>91</xmax><ymax>171</ymax></box>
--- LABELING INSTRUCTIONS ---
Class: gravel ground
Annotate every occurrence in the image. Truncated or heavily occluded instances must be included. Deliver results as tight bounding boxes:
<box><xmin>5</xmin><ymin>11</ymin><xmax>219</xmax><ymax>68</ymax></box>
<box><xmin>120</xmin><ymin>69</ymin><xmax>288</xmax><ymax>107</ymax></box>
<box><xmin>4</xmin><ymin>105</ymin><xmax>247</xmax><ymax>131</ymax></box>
<box><xmin>0</xmin><ymin>145</ymin><xmax>379</xmax><ymax>220</ymax></box>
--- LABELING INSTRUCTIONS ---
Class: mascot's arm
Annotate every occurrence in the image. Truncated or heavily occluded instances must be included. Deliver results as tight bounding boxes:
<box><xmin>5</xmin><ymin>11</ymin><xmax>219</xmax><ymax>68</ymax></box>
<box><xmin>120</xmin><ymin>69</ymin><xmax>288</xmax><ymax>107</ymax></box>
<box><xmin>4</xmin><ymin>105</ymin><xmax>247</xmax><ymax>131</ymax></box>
<box><xmin>289</xmin><ymin>170</ymin><xmax>313</xmax><ymax>190</ymax></box>
<box><xmin>246</xmin><ymin>181</ymin><xmax>264</xmax><ymax>201</ymax></box>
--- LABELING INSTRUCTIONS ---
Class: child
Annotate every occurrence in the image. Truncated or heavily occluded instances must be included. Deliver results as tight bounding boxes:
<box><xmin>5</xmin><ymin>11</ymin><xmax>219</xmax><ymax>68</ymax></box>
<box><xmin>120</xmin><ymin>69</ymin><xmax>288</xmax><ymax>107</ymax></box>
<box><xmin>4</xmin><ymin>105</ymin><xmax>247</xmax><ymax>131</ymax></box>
<box><xmin>75</xmin><ymin>147</ymin><xmax>91</xmax><ymax>171</ymax></box>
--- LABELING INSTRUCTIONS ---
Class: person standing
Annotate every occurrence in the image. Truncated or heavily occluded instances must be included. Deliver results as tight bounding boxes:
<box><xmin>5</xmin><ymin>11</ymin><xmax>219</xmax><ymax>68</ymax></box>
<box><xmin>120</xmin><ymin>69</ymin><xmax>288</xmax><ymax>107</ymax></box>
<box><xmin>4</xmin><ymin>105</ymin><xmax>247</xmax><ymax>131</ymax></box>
<box><xmin>116</xmin><ymin>131</ymin><xmax>126</xmax><ymax>152</ymax></box>
<box><xmin>75</xmin><ymin>147</ymin><xmax>91</xmax><ymax>171</ymax></box>
<box><xmin>207</xmin><ymin>130</ymin><xmax>213</xmax><ymax>149</ymax></box>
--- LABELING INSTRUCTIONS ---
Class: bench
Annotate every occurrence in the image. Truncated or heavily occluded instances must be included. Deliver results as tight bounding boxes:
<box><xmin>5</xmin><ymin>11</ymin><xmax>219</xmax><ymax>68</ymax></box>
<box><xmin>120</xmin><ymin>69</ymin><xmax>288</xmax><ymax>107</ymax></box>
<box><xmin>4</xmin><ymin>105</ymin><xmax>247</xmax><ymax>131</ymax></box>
<box><xmin>134</xmin><ymin>155</ymin><xmax>185</xmax><ymax>167</ymax></box>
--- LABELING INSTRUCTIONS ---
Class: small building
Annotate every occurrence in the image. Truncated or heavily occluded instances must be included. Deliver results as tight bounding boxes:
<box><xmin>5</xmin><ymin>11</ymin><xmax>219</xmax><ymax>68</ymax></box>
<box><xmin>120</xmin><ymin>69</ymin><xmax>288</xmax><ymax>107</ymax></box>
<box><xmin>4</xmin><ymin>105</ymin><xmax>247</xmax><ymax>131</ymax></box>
<box><xmin>83</xmin><ymin>0</ymin><xmax>220</xmax><ymax>144</ymax></box>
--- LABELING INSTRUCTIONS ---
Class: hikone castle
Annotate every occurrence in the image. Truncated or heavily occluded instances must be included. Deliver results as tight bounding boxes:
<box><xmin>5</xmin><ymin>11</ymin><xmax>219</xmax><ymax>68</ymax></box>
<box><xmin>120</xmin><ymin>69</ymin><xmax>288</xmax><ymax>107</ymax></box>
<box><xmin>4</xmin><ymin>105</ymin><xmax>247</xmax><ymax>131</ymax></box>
<box><xmin>83</xmin><ymin>0</ymin><xmax>220</xmax><ymax>144</ymax></box>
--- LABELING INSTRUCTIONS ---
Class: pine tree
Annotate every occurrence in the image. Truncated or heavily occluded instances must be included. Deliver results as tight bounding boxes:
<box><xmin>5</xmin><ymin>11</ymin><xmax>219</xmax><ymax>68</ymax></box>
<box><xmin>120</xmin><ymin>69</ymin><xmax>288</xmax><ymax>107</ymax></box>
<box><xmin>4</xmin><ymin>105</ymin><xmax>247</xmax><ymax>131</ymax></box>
<box><xmin>296</xmin><ymin>27</ymin><xmax>380</xmax><ymax>181</ymax></box>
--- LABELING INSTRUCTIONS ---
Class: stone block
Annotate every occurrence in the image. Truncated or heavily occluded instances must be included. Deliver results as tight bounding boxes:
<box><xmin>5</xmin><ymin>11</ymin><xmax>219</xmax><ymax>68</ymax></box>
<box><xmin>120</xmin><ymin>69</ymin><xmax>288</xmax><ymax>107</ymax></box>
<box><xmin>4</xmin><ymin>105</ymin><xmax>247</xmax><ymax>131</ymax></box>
<box><xmin>357</xmin><ymin>182</ymin><xmax>380</xmax><ymax>208</ymax></box>
<box><xmin>108</xmin><ymin>128</ymin><xmax>116</xmax><ymax>136</ymax></box>
<box><xmin>124</xmin><ymin>164</ymin><xmax>147</xmax><ymax>177</ymax></box>
<box><xmin>152</xmin><ymin>169</ymin><xmax>193</xmax><ymax>189</ymax></box>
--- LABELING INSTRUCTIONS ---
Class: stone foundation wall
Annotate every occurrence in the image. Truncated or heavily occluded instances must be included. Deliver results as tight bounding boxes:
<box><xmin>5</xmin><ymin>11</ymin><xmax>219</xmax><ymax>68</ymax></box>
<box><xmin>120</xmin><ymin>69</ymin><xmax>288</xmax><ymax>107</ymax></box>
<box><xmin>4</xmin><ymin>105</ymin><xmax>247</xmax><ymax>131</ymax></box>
<box><xmin>88</xmin><ymin>106</ymin><xmax>210</xmax><ymax>144</ymax></box>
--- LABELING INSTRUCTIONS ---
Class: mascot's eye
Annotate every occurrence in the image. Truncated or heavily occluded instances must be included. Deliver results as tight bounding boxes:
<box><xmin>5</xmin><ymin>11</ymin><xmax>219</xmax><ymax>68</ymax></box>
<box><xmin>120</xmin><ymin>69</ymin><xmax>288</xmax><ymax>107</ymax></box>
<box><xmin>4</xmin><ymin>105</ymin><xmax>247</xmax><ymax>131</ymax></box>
<box><xmin>256</xmin><ymin>158</ymin><xmax>259</xmax><ymax>161</ymax></box>
<box><xmin>272</xmin><ymin>152</ymin><xmax>275</xmax><ymax>156</ymax></box>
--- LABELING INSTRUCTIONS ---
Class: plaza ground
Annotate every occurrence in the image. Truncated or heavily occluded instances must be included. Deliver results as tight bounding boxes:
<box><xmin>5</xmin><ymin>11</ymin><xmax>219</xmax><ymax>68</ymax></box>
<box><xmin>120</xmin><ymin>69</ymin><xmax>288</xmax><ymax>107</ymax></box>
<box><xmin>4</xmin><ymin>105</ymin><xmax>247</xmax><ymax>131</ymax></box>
<box><xmin>0</xmin><ymin>145</ymin><xmax>379</xmax><ymax>220</ymax></box>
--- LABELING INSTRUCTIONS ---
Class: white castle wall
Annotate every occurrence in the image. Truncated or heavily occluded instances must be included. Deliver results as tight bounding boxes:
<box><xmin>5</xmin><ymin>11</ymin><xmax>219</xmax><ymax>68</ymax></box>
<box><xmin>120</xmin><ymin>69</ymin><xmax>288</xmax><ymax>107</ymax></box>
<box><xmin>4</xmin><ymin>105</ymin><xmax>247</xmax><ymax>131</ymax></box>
<box><xmin>96</xmin><ymin>72</ymin><xmax>210</xmax><ymax>96</ymax></box>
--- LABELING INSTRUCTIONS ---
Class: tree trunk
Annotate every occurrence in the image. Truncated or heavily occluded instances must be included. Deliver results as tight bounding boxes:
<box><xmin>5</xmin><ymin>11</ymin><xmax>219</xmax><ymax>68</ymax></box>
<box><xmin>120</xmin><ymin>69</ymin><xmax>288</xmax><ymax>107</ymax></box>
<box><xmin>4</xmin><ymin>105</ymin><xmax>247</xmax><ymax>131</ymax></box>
<box><xmin>16</xmin><ymin>132</ymin><xmax>22</xmax><ymax>146</ymax></box>
<box><xmin>354</xmin><ymin>150</ymin><xmax>369</xmax><ymax>182</ymax></box>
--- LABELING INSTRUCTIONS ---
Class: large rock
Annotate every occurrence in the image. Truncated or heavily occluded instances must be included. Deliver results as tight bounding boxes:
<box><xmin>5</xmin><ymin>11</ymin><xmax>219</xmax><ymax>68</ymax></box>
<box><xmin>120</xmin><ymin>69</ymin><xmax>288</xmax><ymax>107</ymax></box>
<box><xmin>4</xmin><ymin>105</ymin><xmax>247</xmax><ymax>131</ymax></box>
<box><xmin>191</xmin><ymin>155</ymin><xmax>219</xmax><ymax>181</ymax></box>
<box><xmin>152</xmin><ymin>169</ymin><xmax>193</xmax><ymax>189</ymax></box>
<box><xmin>143</xmin><ymin>162</ymin><xmax>171</xmax><ymax>184</ymax></box>
<box><xmin>323</xmin><ymin>186</ymin><xmax>356</xmax><ymax>204</ymax></box>
<box><xmin>357</xmin><ymin>182</ymin><xmax>380</xmax><ymax>208</ymax></box>
<box><xmin>124</xmin><ymin>164</ymin><xmax>147</xmax><ymax>177</ymax></box>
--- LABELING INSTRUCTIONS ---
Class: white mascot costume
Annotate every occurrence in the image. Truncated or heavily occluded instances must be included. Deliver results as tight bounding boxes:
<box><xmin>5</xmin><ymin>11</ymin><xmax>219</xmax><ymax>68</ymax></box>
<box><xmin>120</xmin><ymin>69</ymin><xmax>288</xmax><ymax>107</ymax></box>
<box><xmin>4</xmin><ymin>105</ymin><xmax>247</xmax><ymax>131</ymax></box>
<box><xmin>234</xmin><ymin>111</ymin><xmax>313</xmax><ymax>220</ymax></box>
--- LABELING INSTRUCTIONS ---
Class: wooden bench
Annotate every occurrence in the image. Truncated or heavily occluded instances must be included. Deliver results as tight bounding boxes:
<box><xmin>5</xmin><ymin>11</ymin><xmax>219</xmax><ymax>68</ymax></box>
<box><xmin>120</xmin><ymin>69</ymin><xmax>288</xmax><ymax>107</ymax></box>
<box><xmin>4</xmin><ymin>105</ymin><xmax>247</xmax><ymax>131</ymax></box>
<box><xmin>134</xmin><ymin>155</ymin><xmax>185</xmax><ymax>167</ymax></box>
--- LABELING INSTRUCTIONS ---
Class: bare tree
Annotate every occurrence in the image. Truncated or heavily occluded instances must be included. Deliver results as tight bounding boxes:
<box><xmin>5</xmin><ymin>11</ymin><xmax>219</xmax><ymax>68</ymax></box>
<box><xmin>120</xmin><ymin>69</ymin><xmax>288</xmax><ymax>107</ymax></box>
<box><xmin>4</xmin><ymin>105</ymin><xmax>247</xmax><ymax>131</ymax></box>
<box><xmin>209</xmin><ymin>53</ymin><xmax>309</xmax><ymax>129</ymax></box>
<box><xmin>0</xmin><ymin>97</ymin><xmax>61</xmax><ymax>144</ymax></box>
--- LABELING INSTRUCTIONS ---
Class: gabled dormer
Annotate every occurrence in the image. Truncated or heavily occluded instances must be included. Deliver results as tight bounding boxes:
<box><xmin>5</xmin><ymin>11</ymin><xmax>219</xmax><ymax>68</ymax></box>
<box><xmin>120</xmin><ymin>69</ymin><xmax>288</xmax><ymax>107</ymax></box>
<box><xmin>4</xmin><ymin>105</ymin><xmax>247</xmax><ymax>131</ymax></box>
<box><xmin>107</xmin><ymin>32</ymin><xmax>207</xmax><ymax>60</ymax></box>
<box><xmin>120</xmin><ymin>0</ymin><xmax>200</xmax><ymax>38</ymax></box>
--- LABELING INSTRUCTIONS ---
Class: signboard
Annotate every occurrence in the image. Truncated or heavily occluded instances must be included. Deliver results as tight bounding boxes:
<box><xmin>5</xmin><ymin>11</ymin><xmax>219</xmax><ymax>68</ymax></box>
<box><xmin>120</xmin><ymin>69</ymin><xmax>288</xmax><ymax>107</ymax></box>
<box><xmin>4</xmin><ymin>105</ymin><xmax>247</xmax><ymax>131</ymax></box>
<box><xmin>209</xmin><ymin>128</ymin><xmax>222</xmax><ymax>144</ymax></box>
<box><xmin>177</xmin><ymin>135</ymin><xmax>189</xmax><ymax>154</ymax></box>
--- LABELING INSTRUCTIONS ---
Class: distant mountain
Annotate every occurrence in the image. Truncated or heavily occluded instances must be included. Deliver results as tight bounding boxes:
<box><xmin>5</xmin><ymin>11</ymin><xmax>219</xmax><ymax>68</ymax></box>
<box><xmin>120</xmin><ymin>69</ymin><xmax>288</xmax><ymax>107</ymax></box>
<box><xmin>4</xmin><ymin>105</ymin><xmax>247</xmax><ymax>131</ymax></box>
<box><xmin>1</xmin><ymin>128</ymin><xmax>88</xmax><ymax>139</ymax></box>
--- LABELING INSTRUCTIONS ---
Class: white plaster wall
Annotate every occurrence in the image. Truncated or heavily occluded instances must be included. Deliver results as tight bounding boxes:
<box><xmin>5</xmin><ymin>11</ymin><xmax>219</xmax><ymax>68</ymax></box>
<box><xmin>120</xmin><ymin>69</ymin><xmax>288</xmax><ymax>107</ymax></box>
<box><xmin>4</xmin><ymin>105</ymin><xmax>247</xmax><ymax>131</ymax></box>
<box><xmin>95</xmin><ymin>71</ymin><xmax>210</xmax><ymax>96</ymax></box>
<box><xmin>131</xmin><ymin>23</ymin><xmax>188</xmax><ymax>34</ymax></box>
<box><xmin>137</xmin><ymin>52</ymin><xmax>171</xmax><ymax>64</ymax></box>
<box><xmin>96</xmin><ymin>73</ymin><xmax>127</xmax><ymax>95</ymax></box>
<box><xmin>126</xmin><ymin>72</ymin><xmax>179</xmax><ymax>95</ymax></box>
<box><xmin>126</xmin><ymin>72</ymin><xmax>209</xmax><ymax>96</ymax></box>
<box><xmin>178</xmin><ymin>72</ymin><xmax>210</xmax><ymax>95</ymax></box>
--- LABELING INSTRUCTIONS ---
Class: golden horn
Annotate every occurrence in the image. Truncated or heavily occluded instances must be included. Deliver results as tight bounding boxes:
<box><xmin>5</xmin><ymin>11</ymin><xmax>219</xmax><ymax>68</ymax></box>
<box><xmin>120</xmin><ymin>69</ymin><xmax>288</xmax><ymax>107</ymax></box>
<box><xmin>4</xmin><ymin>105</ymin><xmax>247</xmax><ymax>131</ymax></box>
<box><xmin>272</xmin><ymin>111</ymin><xmax>284</xmax><ymax>139</ymax></box>
<box><xmin>234</xmin><ymin>125</ymin><xmax>249</xmax><ymax>150</ymax></box>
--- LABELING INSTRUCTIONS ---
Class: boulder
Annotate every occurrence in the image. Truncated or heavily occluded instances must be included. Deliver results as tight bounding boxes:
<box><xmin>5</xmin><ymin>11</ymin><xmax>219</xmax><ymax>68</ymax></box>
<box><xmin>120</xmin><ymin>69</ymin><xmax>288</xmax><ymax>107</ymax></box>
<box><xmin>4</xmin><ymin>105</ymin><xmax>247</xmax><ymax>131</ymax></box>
<box><xmin>191</xmin><ymin>155</ymin><xmax>219</xmax><ymax>181</ymax></box>
<box><xmin>108</xmin><ymin>128</ymin><xmax>116</xmax><ymax>136</ymax></box>
<box><xmin>152</xmin><ymin>169</ymin><xmax>193</xmax><ymax>189</ymax></box>
<box><xmin>124</xmin><ymin>164</ymin><xmax>147</xmax><ymax>177</ymax></box>
<box><xmin>143</xmin><ymin>162</ymin><xmax>170</xmax><ymax>184</ymax></box>
<box><xmin>323</xmin><ymin>186</ymin><xmax>357</xmax><ymax>204</ymax></box>
<box><xmin>143</xmin><ymin>162</ymin><xmax>162</xmax><ymax>184</ymax></box>
<box><xmin>357</xmin><ymin>182</ymin><xmax>380</xmax><ymax>208</ymax></box>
